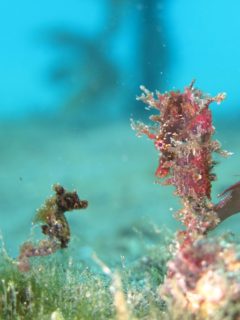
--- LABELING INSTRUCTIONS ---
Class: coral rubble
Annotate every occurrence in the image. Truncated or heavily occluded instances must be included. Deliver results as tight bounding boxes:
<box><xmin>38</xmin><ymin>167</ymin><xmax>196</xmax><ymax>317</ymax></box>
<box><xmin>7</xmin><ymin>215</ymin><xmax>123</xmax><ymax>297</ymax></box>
<box><xmin>162</xmin><ymin>235</ymin><xmax>240</xmax><ymax>318</ymax></box>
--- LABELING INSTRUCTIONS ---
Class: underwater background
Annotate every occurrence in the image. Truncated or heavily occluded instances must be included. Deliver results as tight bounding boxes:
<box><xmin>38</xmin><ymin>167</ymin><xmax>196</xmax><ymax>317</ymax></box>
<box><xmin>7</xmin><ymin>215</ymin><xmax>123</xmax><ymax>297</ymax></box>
<box><xmin>1</xmin><ymin>0</ymin><xmax>240</xmax><ymax>266</ymax></box>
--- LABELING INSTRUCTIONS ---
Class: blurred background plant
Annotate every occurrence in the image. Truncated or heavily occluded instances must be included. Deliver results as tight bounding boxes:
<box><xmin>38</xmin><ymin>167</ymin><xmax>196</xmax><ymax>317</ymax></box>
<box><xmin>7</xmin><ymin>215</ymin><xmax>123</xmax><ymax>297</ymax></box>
<box><xmin>41</xmin><ymin>0</ymin><xmax>168</xmax><ymax>124</ymax></box>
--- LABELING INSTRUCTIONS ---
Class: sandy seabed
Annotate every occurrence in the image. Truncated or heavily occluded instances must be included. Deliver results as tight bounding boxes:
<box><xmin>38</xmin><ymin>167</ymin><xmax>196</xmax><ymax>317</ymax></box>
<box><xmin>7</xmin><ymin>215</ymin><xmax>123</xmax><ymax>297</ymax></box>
<box><xmin>0</xmin><ymin>117</ymin><xmax>239</xmax><ymax>264</ymax></box>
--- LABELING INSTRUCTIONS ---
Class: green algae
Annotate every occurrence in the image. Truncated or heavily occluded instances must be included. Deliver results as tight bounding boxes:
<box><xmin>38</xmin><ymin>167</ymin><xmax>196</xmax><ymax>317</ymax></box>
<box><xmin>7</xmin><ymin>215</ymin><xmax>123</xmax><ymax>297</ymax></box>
<box><xmin>0</xmin><ymin>231</ymin><xmax>170</xmax><ymax>320</ymax></box>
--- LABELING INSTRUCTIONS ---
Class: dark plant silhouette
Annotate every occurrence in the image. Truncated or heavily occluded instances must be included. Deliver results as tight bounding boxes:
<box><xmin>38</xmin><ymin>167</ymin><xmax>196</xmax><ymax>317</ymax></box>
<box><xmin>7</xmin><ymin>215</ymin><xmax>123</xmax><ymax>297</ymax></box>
<box><xmin>43</xmin><ymin>0</ymin><xmax>168</xmax><ymax>120</ymax></box>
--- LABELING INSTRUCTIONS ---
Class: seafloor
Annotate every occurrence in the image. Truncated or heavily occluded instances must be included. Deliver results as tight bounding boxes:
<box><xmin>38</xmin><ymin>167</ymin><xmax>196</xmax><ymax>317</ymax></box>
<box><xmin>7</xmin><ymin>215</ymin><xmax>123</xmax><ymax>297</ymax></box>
<box><xmin>0</xmin><ymin>117</ymin><xmax>239</xmax><ymax>266</ymax></box>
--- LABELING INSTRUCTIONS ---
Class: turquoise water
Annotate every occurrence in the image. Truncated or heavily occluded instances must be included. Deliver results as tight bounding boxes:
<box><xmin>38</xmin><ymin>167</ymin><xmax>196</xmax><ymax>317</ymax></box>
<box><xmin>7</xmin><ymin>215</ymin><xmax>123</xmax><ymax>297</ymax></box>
<box><xmin>1</xmin><ymin>1</ymin><xmax>240</xmax><ymax>266</ymax></box>
<box><xmin>0</xmin><ymin>117</ymin><xmax>239</xmax><ymax>265</ymax></box>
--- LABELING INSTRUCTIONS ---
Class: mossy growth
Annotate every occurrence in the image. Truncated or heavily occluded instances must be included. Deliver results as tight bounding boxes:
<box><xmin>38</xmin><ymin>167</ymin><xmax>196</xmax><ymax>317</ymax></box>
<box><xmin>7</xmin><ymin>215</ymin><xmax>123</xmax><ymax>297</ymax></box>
<box><xmin>0</xmin><ymin>255</ymin><xmax>113</xmax><ymax>320</ymax></box>
<box><xmin>0</xmin><ymin>226</ymin><xmax>171</xmax><ymax>320</ymax></box>
<box><xmin>0</xmin><ymin>183</ymin><xmax>173</xmax><ymax>319</ymax></box>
